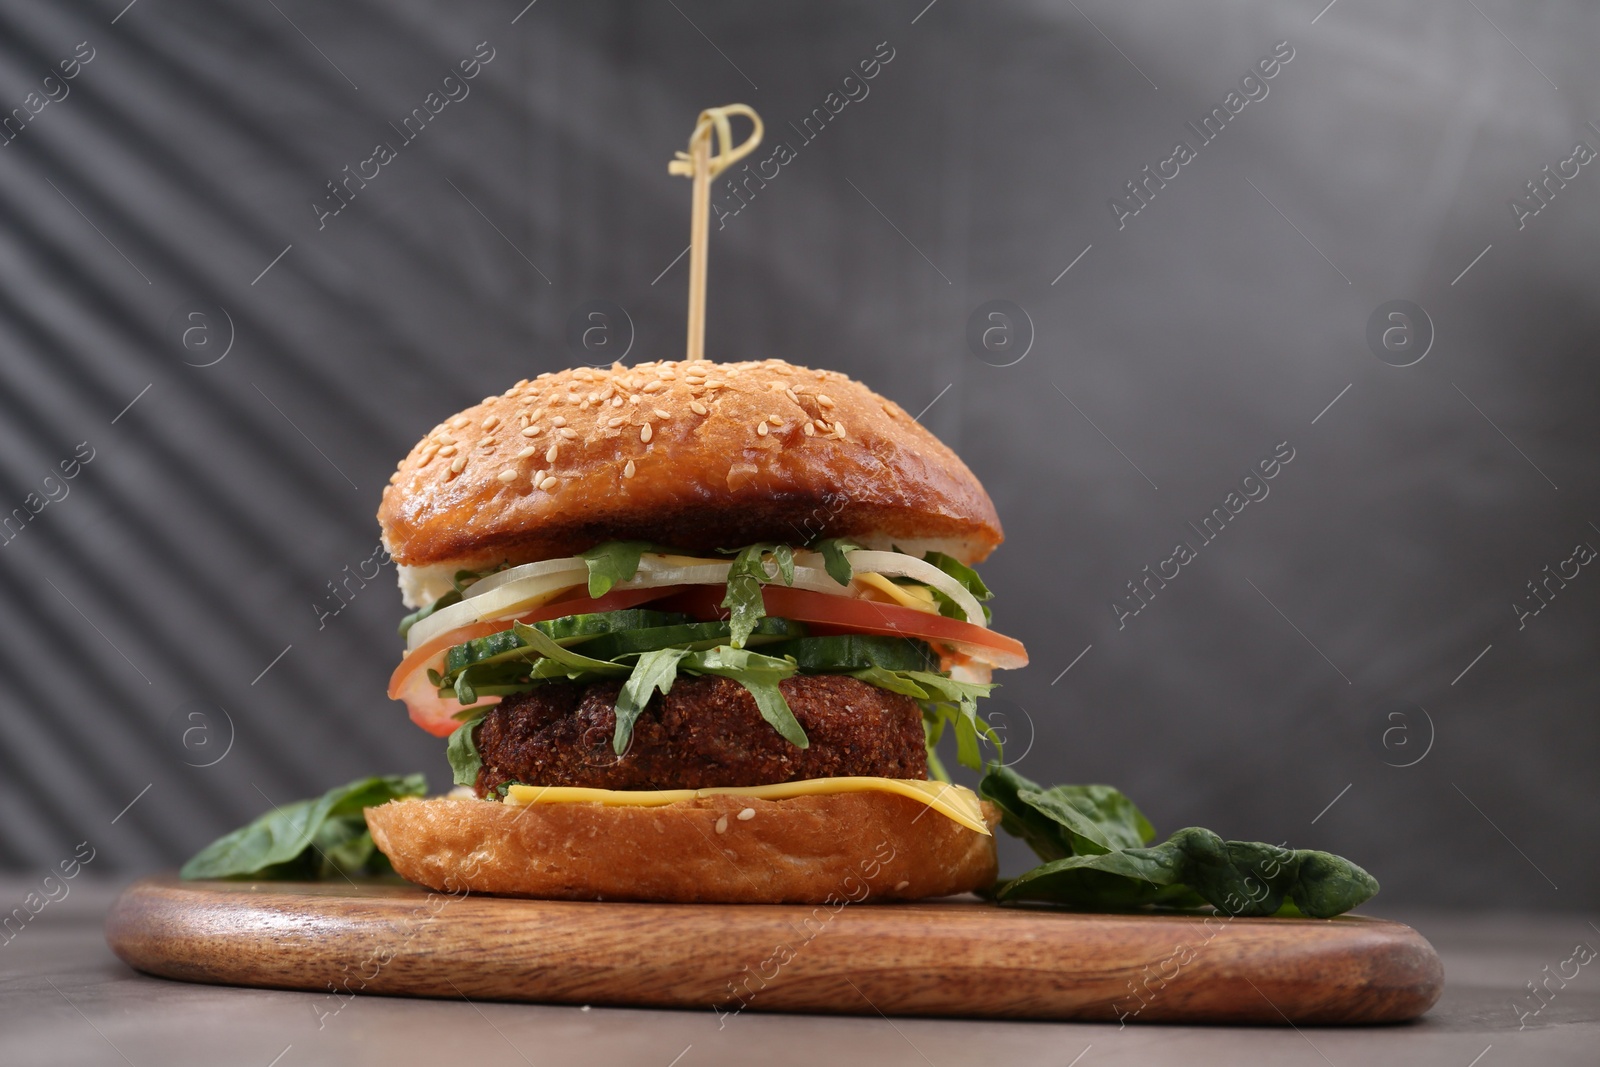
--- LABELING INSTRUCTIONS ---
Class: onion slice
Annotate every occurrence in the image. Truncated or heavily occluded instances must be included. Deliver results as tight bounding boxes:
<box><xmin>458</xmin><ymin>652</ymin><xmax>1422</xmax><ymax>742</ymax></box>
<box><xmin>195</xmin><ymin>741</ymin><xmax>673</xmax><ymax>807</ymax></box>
<box><xmin>404</xmin><ymin>549</ymin><xmax>989</xmax><ymax>652</ymax></box>
<box><xmin>845</xmin><ymin>550</ymin><xmax>985</xmax><ymax>626</ymax></box>
<box><xmin>405</xmin><ymin>560</ymin><xmax>587</xmax><ymax>650</ymax></box>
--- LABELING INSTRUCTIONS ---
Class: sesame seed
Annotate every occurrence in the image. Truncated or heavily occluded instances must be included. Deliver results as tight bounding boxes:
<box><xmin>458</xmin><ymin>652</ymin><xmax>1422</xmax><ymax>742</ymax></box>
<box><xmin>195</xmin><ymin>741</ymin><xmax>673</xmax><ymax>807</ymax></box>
<box><xmin>533</xmin><ymin>469</ymin><xmax>545</xmax><ymax>482</ymax></box>
<box><xmin>540</xmin><ymin>476</ymin><xmax>558</xmax><ymax>490</ymax></box>
<box><xmin>834</xmin><ymin>421</ymin><xmax>847</xmax><ymax>438</ymax></box>
<box><xmin>516</xmin><ymin>447</ymin><xmax>536</xmax><ymax>459</ymax></box>
<box><xmin>607</xmin><ymin>416</ymin><xmax>625</xmax><ymax>428</ymax></box>
<box><xmin>629</xmin><ymin>395</ymin><xmax>641</xmax><ymax>405</ymax></box>
<box><xmin>689</xmin><ymin>400</ymin><xmax>708</xmax><ymax>415</ymax></box>
<box><xmin>551</xmin><ymin>416</ymin><xmax>567</xmax><ymax>428</ymax></box>
<box><xmin>736</xmin><ymin>807</ymin><xmax>756</xmax><ymax>821</ymax></box>
<box><xmin>482</xmin><ymin>415</ymin><xmax>500</xmax><ymax>430</ymax></box>
<box><xmin>478</xmin><ymin>439</ymin><xmax>496</xmax><ymax>451</ymax></box>
<box><xmin>438</xmin><ymin>445</ymin><xmax>457</xmax><ymax>457</ymax></box>
<box><xmin>706</xmin><ymin>380</ymin><xmax>724</xmax><ymax>389</ymax></box>
<box><xmin>559</xmin><ymin>427</ymin><xmax>578</xmax><ymax>439</ymax></box>
<box><xmin>451</xmin><ymin>416</ymin><xmax>470</xmax><ymax>428</ymax></box>
<box><xmin>623</xmin><ymin>459</ymin><xmax>636</xmax><ymax>478</ymax></box>
<box><xmin>756</xmin><ymin>422</ymin><xmax>769</xmax><ymax>437</ymax></box>
<box><xmin>643</xmin><ymin>380</ymin><xmax>667</xmax><ymax>393</ymax></box>
<box><xmin>767</xmin><ymin>414</ymin><xmax>782</xmax><ymax>425</ymax></box>
<box><xmin>436</xmin><ymin>433</ymin><xmax>455</xmax><ymax>445</ymax></box>
<box><xmin>449</xmin><ymin>456</ymin><xmax>466</xmax><ymax>474</ymax></box>
<box><xmin>612</xmin><ymin>396</ymin><xmax>625</xmax><ymax>407</ymax></box>
<box><xmin>521</xmin><ymin>425</ymin><xmax>542</xmax><ymax>437</ymax></box>
<box><xmin>653</xmin><ymin>408</ymin><xmax>671</xmax><ymax>420</ymax></box>
<box><xmin>545</xmin><ymin>444</ymin><xmax>559</xmax><ymax>463</ymax></box>
<box><xmin>803</xmin><ymin>422</ymin><xmax>815</xmax><ymax>436</ymax></box>
<box><xmin>894</xmin><ymin>880</ymin><xmax>910</xmax><ymax>891</ymax></box>
<box><xmin>640</xmin><ymin>424</ymin><xmax>653</xmax><ymax>443</ymax></box>
<box><xmin>531</xmin><ymin>408</ymin><xmax>547</xmax><ymax>420</ymax></box>
<box><xmin>496</xmin><ymin>469</ymin><xmax>518</xmax><ymax>484</ymax></box>
<box><xmin>785</xmin><ymin>388</ymin><xmax>799</xmax><ymax>403</ymax></box>
<box><xmin>714</xmin><ymin>815</ymin><xmax>728</xmax><ymax>834</ymax></box>
<box><xmin>817</xmin><ymin>394</ymin><xmax>835</xmax><ymax>408</ymax></box>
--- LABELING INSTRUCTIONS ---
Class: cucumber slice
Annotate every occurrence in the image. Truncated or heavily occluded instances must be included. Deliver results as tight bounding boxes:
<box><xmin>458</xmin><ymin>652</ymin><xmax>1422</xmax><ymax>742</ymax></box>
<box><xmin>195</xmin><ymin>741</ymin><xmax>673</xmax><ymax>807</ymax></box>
<box><xmin>444</xmin><ymin>609</ymin><xmax>691</xmax><ymax>674</ymax></box>
<box><xmin>578</xmin><ymin>616</ymin><xmax>809</xmax><ymax>661</ymax></box>
<box><xmin>764</xmin><ymin>635</ymin><xmax>936</xmax><ymax>673</ymax></box>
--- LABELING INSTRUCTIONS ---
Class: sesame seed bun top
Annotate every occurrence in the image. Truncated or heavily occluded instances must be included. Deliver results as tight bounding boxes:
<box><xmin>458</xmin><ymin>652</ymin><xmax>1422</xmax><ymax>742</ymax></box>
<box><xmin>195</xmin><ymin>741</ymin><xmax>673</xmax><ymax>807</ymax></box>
<box><xmin>377</xmin><ymin>359</ymin><xmax>1002</xmax><ymax>581</ymax></box>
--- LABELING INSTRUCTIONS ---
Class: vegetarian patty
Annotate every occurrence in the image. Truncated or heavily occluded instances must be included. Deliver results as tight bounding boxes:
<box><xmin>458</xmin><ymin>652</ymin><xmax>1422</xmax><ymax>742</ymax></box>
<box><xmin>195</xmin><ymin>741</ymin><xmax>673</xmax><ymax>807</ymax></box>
<box><xmin>473</xmin><ymin>674</ymin><xmax>928</xmax><ymax>794</ymax></box>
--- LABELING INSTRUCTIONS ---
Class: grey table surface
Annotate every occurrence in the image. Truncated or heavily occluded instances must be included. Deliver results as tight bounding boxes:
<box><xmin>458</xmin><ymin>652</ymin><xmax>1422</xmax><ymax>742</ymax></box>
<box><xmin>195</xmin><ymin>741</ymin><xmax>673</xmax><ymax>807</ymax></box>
<box><xmin>1</xmin><ymin>879</ymin><xmax>1595</xmax><ymax>1067</ymax></box>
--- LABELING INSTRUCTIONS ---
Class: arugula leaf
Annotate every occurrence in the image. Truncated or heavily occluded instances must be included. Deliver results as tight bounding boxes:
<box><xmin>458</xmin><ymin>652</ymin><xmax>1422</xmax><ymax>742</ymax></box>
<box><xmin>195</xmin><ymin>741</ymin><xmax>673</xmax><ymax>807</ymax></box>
<box><xmin>180</xmin><ymin>774</ymin><xmax>427</xmax><ymax>880</ymax></box>
<box><xmin>814</xmin><ymin>538</ymin><xmax>859</xmax><ymax>586</ymax></box>
<box><xmin>510</xmin><ymin>621</ymin><xmax>629</xmax><ymax>677</ymax></box>
<box><xmin>454</xmin><ymin>668</ymin><xmax>477</xmax><ymax>705</ymax></box>
<box><xmin>683</xmin><ymin>645</ymin><xmax>807</xmax><ymax>748</ymax></box>
<box><xmin>980</xmin><ymin>765</ymin><xmax>1379</xmax><ymax>917</ymax></box>
<box><xmin>447</xmin><ymin>710</ymin><xmax>489</xmax><ymax>787</ymax></box>
<box><xmin>613</xmin><ymin>647</ymin><xmax>692</xmax><ymax>754</ymax></box>
<box><xmin>580</xmin><ymin>541</ymin><xmax>656</xmax><ymax>598</ymax></box>
<box><xmin>848</xmin><ymin>665</ymin><xmax>929</xmax><ymax>699</ymax></box>
<box><xmin>924</xmin><ymin>551</ymin><xmax>994</xmax><ymax>624</ymax></box>
<box><xmin>720</xmin><ymin>543</ymin><xmax>797</xmax><ymax>648</ymax></box>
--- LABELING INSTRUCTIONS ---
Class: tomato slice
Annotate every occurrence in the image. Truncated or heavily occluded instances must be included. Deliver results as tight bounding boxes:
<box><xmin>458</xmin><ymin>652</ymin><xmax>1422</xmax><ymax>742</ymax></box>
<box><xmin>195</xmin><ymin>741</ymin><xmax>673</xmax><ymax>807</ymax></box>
<box><xmin>656</xmin><ymin>585</ymin><xmax>1029</xmax><ymax>670</ymax></box>
<box><xmin>389</xmin><ymin>584</ymin><xmax>688</xmax><ymax>736</ymax></box>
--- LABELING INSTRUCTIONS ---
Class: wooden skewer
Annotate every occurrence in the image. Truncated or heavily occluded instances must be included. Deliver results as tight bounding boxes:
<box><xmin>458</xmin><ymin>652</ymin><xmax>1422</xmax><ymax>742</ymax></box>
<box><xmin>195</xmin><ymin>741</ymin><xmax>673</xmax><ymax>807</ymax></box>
<box><xmin>668</xmin><ymin>105</ymin><xmax>763</xmax><ymax>363</ymax></box>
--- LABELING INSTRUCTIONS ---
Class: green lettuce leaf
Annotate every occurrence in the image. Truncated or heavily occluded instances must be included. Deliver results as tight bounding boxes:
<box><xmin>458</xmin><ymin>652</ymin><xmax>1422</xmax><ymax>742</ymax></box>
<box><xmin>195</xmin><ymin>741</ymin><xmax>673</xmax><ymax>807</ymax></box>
<box><xmin>613</xmin><ymin>647</ymin><xmax>693</xmax><ymax>754</ymax></box>
<box><xmin>180</xmin><ymin>774</ymin><xmax>427</xmax><ymax>880</ymax></box>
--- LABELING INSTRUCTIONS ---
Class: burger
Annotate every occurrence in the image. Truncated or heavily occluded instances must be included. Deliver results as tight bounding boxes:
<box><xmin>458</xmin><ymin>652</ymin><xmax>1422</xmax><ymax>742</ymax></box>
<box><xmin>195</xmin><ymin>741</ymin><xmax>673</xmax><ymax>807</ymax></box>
<box><xmin>364</xmin><ymin>358</ymin><xmax>1030</xmax><ymax>903</ymax></box>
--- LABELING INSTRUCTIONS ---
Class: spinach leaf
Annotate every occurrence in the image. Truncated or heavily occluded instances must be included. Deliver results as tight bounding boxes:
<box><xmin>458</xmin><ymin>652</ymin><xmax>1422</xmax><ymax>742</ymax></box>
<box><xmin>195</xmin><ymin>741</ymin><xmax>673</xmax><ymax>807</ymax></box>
<box><xmin>997</xmin><ymin>828</ymin><xmax>1378</xmax><ymax>918</ymax></box>
<box><xmin>613</xmin><ymin>647</ymin><xmax>692</xmax><ymax>754</ymax></box>
<box><xmin>980</xmin><ymin>765</ymin><xmax>1379</xmax><ymax>917</ymax></box>
<box><xmin>720</xmin><ymin>543</ymin><xmax>796</xmax><ymax>648</ymax></box>
<box><xmin>924</xmin><ymin>551</ymin><xmax>993</xmax><ymax>624</ymax></box>
<box><xmin>447</xmin><ymin>711</ymin><xmax>489</xmax><ymax>787</ymax></box>
<box><xmin>1019</xmin><ymin>784</ymin><xmax>1156</xmax><ymax>855</ymax></box>
<box><xmin>683</xmin><ymin>645</ymin><xmax>807</xmax><ymax>748</ymax></box>
<box><xmin>180</xmin><ymin>774</ymin><xmax>427</xmax><ymax>880</ymax></box>
<box><xmin>814</xmin><ymin>538</ymin><xmax>860</xmax><ymax>586</ymax></box>
<box><xmin>579</xmin><ymin>541</ymin><xmax>656</xmax><ymax>598</ymax></box>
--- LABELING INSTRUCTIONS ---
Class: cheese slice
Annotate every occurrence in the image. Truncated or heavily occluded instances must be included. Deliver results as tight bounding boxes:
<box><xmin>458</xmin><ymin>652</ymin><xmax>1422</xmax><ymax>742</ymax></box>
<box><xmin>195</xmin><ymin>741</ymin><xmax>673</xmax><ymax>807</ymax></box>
<box><xmin>853</xmin><ymin>572</ymin><xmax>940</xmax><ymax>613</ymax></box>
<box><xmin>504</xmin><ymin>777</ymin><xmax>990</xmax><ymax>835</ymax></box>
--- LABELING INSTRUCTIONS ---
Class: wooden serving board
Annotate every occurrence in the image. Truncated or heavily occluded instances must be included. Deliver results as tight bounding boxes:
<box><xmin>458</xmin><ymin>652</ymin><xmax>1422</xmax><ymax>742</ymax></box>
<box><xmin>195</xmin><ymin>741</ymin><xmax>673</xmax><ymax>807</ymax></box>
<box><xmin>106</xmin><ymin>875</ymin><xmax>1442</xmax><ymax>1024</ymax></box>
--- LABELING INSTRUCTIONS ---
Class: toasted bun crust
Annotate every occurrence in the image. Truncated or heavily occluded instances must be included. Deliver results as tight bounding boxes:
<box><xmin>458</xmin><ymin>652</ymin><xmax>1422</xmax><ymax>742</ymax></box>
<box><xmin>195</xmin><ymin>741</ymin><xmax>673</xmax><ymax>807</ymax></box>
<box><xmin>378</xmin><ymin>359</ymin><xmax>1002</xmax><ymax>574</ymax></box>
<box><xmin>365</xmin><ymin>792</ymin><xmax>1000</xmax><ymax>904</ymax></box>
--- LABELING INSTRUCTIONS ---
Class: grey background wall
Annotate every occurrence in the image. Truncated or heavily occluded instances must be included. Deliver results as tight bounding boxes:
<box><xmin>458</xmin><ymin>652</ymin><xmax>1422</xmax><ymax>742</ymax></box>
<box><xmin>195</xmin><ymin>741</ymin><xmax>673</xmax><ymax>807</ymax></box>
<box><xmin>0</xmin><ymin>0</ymin><xmax>1595</xmax><ymax>910</ymax></box>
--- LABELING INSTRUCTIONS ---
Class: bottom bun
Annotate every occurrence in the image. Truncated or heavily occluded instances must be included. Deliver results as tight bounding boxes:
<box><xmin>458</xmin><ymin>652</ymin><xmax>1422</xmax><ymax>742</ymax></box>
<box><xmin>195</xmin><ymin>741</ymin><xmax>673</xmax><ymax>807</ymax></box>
<box><xmin>365</xmin><ymin>791</ymin><xmax>1000</xmax><ymax>904</ymax></box>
